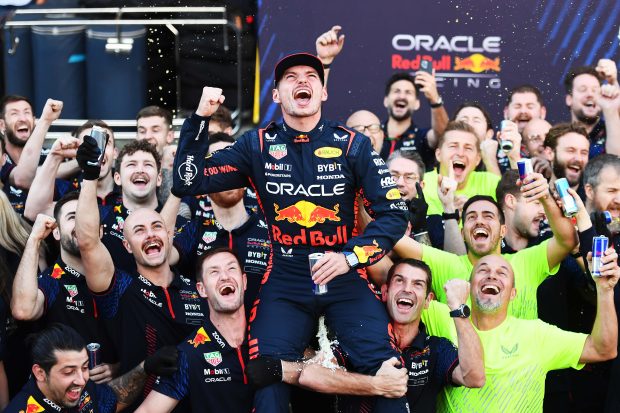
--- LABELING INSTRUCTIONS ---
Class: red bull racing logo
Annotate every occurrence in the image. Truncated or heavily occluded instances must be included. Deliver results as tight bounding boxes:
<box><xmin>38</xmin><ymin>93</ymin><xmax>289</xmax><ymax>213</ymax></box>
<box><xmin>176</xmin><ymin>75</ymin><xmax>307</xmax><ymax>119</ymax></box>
<box><xmin>274</xmin><ymin>201</ymin><xmax>340</xmax><ymax>228</ymax></box>
<box><xmin>454</xmin><ymin>53</ymin><xmax>501</xmax><ymax>73</ymax></box>
<box><xmin>188</xmin><ymin>327</ymin><xmax>211</xmax><ymax>348</ymax></box>
<box><xmin>51</xmin><ymin>263</ymin><xmax>65</xmax><ymax>279</ymax></box>
<box><xmin>353</xmin><ymin>240</ymin><xmax>383</xmax><ymax>264</ymax></box>
<box><xmin>22</xmin><ymin>397</ymin><xmax>44</xmax><ymax>413</ymax></box>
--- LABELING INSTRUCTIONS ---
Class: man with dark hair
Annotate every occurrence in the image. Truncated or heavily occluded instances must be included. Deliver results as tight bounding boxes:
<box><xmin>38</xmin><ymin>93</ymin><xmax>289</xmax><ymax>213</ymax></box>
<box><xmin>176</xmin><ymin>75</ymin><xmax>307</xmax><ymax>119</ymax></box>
<box><xmin>136</xmin><ymin>105</ymin><xmax>174</xmax><ymax>158</ymax></box>
<box><xmin>4</xmin><ymin>323</ymin><xmax>178</xmax><ymax>413</ymax></box>
<box><xmin>383</xmin><ymin>176</ymin><xmax>577</xmax><ymax>320</ymax></box>
<box><xmin>564</xmin><ymin>61</ymin><xmax>620</xmax><ymax>157</ymax></box>
<box><xmin>543</xmin><ymin>122</ymin><xmax>590</xmax><ymax>199</ymax></box>
<box><xmin>503</xmin><ymin>85</ymin><xmax>547</xmax><ymax>133</ymax></box>
<box><xmin>171</xmin><ymin>53</ymin><xmax>409</xmax><ymax>412</ymax></box>
<box><xmin>12</xmin><ymin>194</ymin><xmax>118</xmax><ymax>384</ymax></box>
<box><xmin>381</xmin><ymin>72</ymin><xmax>448</xmax><ymax>168</ymax></box>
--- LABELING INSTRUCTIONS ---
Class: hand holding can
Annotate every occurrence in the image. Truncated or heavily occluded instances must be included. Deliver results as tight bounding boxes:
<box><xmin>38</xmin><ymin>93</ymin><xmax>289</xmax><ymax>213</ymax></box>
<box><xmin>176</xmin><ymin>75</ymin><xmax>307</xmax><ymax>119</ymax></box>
<box><xmin>309</xmin><ymin>253</ymin><xmax>328</xmax><ymax>295</ymax></box>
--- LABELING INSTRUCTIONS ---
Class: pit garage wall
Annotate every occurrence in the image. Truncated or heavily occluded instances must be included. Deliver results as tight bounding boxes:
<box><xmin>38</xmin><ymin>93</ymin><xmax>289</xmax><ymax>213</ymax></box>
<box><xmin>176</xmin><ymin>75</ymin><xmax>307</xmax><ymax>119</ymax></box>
<box><xmin>257</xmin><ymin>0</ymin><xmax>619</xmax><ymax>127</ymax></box>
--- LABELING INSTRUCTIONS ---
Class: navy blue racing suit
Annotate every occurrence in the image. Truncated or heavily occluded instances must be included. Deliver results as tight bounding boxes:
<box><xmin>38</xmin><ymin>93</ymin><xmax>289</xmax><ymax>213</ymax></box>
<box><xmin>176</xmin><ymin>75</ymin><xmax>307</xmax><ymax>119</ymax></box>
<box><xmin>172</xmin><ymin>114</ymin><xmax>409</xmax><ymax>412</ymax></box>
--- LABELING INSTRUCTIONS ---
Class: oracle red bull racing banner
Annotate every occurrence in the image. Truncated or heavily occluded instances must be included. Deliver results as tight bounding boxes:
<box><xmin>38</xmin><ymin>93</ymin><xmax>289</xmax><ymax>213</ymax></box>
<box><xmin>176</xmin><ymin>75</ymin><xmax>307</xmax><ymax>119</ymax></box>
<box><xmin>257</xmin><ymin>0</ymin><xmax>619</xmax><ymax>126</ymax></box>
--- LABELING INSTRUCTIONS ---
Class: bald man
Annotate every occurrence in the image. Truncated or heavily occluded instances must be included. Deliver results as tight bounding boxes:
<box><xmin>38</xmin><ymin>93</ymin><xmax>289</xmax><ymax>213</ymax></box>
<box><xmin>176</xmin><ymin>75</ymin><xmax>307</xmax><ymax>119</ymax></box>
<box><xmin>439</xmin><ymin>254</ymin><xmax>619</xmax><ymax>413</ymax></box>
<box><xmin>347</xmin><ymin>110</ymin><xmax>385</xmax><ymax>153</ymax></box>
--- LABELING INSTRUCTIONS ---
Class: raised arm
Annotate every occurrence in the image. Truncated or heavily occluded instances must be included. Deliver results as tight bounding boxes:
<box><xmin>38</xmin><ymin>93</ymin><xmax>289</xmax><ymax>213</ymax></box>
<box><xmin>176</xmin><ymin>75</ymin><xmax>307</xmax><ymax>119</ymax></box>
<box><xmin>579</xmin><ymin>249</ymin><xmax>619</xmax><ymax>363</ymax></box>
<box><xmin>520</xmin><ymin>172</ymin><xmax>577</xmax><ymax>269</ymax></box>
<box><xmin>9</xmin><ymin>99</ymin><xmax>63</xmax><ymax>188</ymax></box>
<box><xmin>443</xmin><ymin>279</ymin><xmax>485</xmax><ymax>388</ymax></box>
<box><xmin>24</xmin><ymin>136</ymin><xmax>80</xmax><ymax>221</ymax></box>
<box><xmin>75</xmin><ymin>138</ymin><xmax>115</xmax><ymax>293</ymax></box>
<box><xmin>10</xmin><ymin>214</ymin><xmax>52</xmax><ymax>320</ymax></box>
<box><xmin>597</xmin><ymin>84</ymin><xmax>620</xmax><ymax>156</ymax></box>
<box><xmin>438</xmin><ymin>166</ymin><xmax>466</xmax><ymax>255</ymax></box>
<box><xmin>415</xmin><ymin>70</ymin><xmax>447</xmax><ymax>148</ymax></box>
<box><xmin>315</xmin><ymin>25</ymin><xmax>344</xmax><ymax>87</ymax></box>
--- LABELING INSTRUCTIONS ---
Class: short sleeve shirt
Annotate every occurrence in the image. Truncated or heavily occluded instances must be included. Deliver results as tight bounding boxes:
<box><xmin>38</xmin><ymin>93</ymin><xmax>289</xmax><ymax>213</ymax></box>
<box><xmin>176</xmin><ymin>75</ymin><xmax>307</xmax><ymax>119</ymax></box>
<box><xmin>421</xmin><ymin>240</ymin><xmax>559</xmax><ymax>319</ymax></box>
<box><xmin>437</xmin><ymin>316</ymin><xmax>587</xmax><ymax>413</ymax></box>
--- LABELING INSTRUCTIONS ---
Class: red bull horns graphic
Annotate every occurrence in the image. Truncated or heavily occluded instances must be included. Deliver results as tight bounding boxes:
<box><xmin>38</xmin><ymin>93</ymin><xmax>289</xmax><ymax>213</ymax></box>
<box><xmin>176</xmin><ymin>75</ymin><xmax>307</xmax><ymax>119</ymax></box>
<box><xmin>454</xmin><ymin>53</ymin><xmax>501</xmax><ymax>73</ymax></box>
<box><xmin>188</xmin><ymin>327</ymin><xmax>211</xmax><ymax>348</ymax></box>
<box><xmin>274</xmin><ymin>201</ymin><xmax>340</xmax><ymax>228</ymax></box>
<box><xmin>353</xmin><ymin>240</ymin><xmax>383</xmax><ymax>264</ymax></box>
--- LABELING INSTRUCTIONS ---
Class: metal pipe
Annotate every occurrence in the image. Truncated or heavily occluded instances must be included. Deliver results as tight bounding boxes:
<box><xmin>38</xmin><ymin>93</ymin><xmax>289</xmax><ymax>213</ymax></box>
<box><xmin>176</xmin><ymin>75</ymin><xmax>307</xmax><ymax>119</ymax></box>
<box><xmin>6</xmin><ymin>19</ymin><xmax>228</xmax><ymax>26</ymax></box>
<box><xmin>13</xmin><ymin>7</ymin><xmax>226</xmax><ymax>14</ymax></box>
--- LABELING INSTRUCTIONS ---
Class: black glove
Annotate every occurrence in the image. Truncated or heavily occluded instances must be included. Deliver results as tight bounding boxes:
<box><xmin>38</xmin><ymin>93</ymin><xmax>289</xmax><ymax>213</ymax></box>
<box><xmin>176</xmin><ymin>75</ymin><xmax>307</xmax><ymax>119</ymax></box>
<box><xmin>246</xmin><ymin>356</ymin><xmax>283</xmax><ymax>389</ymax></box>
<box><xmin>76</xmin><ymin>135</ymin><xmax>102</xmax><ymax>181</ymax></box>
<box><xmin>407</xmin><ymin>182</ymin><xmax>428</xmax><ymax>234</ymax></box>
<box><xmin>144</xmin><ymin>346</ymin><xmax>178</xmax><ymax>376</ymax></box>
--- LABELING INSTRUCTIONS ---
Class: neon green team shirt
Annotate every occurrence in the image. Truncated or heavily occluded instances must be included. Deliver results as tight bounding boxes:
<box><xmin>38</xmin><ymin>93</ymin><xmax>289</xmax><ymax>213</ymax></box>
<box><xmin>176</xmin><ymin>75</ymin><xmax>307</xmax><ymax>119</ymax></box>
<box><xmin>437</xmin><ymin>316</ymin><xmax>587</xmax><ymax>413</ymax></box>
<box><xmin>422</xmin><ymin>169</ymin><xmax>501</xmax><ymax>216</ymax></box>
<box><xmin>421</xmin><ymin>240</ymin><xmax>559</xmax><ymax>320</ymax></box>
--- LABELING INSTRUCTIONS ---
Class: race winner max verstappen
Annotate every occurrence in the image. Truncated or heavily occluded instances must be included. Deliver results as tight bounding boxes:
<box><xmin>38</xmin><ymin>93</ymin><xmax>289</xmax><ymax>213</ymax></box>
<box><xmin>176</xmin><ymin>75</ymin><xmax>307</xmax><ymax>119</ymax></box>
<box><xmin>171</xmin><ymin>53</ymin><xmax>409</xmax><ymax>412</ymax></box>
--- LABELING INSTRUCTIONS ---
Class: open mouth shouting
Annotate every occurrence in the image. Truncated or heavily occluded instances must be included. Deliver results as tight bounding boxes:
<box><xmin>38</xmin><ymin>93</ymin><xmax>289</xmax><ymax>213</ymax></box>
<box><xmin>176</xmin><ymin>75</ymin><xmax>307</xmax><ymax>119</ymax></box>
<box><xmin>293</xmin><ymin>87</ymin><xmax>312</xmax><ymax>106</ymax></box>
<box><xmin>142</xmin><ymin>238</ymin><xmax>163</xmax><ymax>257</ymax></box>
<box><xmin>479</xmin><ymin>282</ymin><xmax>501</xmax><ymax>297</ymax></box>
<box><xmin>14</xmin><ymin>122</ymin><xmax>31</xmax><ymax>139</ymax></box>
<box><xmin>218</xmin><ymin>282</ymin><xmax>237</xmax><ymax>297</ymax></box>
<box><xmin>66</xmin><ymin>385</ymin><xmax>83</xmax><ymax>403</ymax></box>
<box><xmin>131</xmin><ymin>173</ymin><xmax>150</xmax><ymax>189</ymax></box>
<box><xmin>472</xmin><ymin>226</ymin><xmax>490</xmax><ymax>242</ymax></box>
<box><xmin>452</xmin><ymin>159</ymin><xmax>467</xmax><ymax>180</ymax></box>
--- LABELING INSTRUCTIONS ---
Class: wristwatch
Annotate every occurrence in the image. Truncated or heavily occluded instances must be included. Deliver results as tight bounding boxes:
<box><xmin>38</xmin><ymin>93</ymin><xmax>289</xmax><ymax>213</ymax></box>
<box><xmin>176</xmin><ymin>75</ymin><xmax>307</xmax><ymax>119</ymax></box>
<box><xmin>449</xmin><ymin>304</ymin><xmax>470</xmax><ymax>318</ymax></box>
<box><xmin>344</xmin><ymin>251</ymin><xmax>359</xmax><ymax>269</ymax></box>
<box><xmin>430</xmin><ymin>96</ymin><xmax>444</xmax><ymax>108</ymax></box>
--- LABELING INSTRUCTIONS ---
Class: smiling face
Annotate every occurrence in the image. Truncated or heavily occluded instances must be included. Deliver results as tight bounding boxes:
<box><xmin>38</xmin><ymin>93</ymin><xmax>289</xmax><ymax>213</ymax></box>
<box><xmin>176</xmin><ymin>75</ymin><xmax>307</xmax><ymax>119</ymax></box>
<box><xmin>388</xmin><ymin>156</ymin><xmax>422</xmax><ymax>201</ymax></box>
<box><xmin>272</xmin><ymin>65</ymin><xmax>327</xmax><ymax>121</ymax></box>
<box><xmin>512</xmin><ymin>195</ymin><xmax>545</xmax><ymax>239</ymax></box>
<box><xmin>54</xmin><ymin>199</ymin><xmax>80</xmax><ymax>257</ymax></box>
<box><xmin>384</xmin><ymin>79</ymin><xmax>419</xmax><ymax>122</ymax></box>
<box><xmin>566</xmin><ymin>73</ymin><xmax>601</xmax><ymax>125</ymax></box>
<box><xmin>115</xmin><ymin>150</ymin><xmax>162</xmax><ymax>203</ymax></box>
<box><xmin>137</xmin><ymin>115</ymin><xmax>173</xmax><ymax>157</ymax></box>
<box><xmin>123</xmin><ymin>208</ymin><xmax>171</xmax><ymax>268</ymax></box>
<box><xmin>382</xmin><ymin>263</ymin><xmax>431</xmax><ymax>325</ymax></box>
<box><xmin>586</xmin><ymin>165</ymin><xmax>620</xmax><ymax>218</ymax></box>
<box><xmin>470</xmin><ymin>255</ymin><xmax>516</xmax><ymax>314</ymax></box>
<box><xmin>552</xmin><ymin>132</ymin><xmax>590</xmax><ymax>187</ymax></box>
<box><xmin>197</xmin><ymin>251</ymin><xmax>246</xmax><ymax>314</ymax></box>
<box><xmin>462</xmin><ymin>200</ymin><xmax>506</xmax><ymax>258</ymax></box>
<box><xmin>504</xmin><ymin>92</ymin><xmax>546</xmax><ymax>133</ymax></box>
<box><xmin>454</xmin><ymin>106</ymin><xmax>492</xmax><ymax>141</ymax></box>
<box><xmin>35</xmin><ymin>349</ymin><xmax>89</xmax><ymax>408</ymax></box>
<box><xmin>436</xmin><ymin>130</ymin><xmax>481</xmax><ymax>185</ymax></box>
<box><xmin>2</xmin><ymin>99</ymin><xmax>35</xmax><ymax>147</ymax></box>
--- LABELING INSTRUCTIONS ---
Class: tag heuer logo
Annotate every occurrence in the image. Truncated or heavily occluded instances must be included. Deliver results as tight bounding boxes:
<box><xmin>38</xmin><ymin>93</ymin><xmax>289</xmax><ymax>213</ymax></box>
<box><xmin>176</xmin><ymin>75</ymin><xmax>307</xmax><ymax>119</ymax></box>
<box><xmin>64</xmin><ymin>285</ymin><xmax>78</xmax><ymax>298</ymax></box>
<box><xmin>204</xmin><ymin>351</ymin><xmax>223</xmax><ymax>366</ymax></box>
<box><xmin>269</xmin><ymin>144</ymin><xmax>287</xmax><ymax>160</ymax></box>
<box><xmin>202</xmin><ymin>231</ymin><xmax>217</xmax><ymax>244</ymax></box>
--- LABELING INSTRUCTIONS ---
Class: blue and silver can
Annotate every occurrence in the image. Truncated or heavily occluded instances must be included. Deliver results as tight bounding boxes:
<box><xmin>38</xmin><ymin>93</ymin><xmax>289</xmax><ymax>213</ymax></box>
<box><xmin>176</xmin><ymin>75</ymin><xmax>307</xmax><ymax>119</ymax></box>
<box><xmin>500</xmin><ymin>120</ymin><xmax>513</xmax><ymax>152</ymax></box>
<box><xmin>517</xmin><ymin>158</ymin><xmax>533</xmax><ymax>181</ymax></box>
<box><xmin>592</xmin><ymin>236</ymin><xmax>609</xmax><ymax>277</ymax></box>
<box><xmin>554</xmin><ymin>178</ymin><xmax>579</xmax><ymax>217</ymax></box>
<box><xmin>309</xmin><ymin>253</ymin><xmax>328</xmax><ymax>295</ymax></box>
<box><xmin>87</xmin><ymin>343</ymin><xmax>101</xmax><ymax>369</ymax></box>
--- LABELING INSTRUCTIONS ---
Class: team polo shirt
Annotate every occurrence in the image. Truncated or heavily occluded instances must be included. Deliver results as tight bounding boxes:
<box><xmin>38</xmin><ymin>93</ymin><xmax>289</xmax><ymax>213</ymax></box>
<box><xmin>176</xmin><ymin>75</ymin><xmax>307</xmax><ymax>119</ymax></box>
<box><xmin>421</xmin><ymin>240</ymin><xmax>558</xmax><ymax>319</ymax></box>
<box><xmin>38</xmin><ymin>258</ymin><xmax>115</xmax><ymax>362</ymax></box>
<box><xmin>4</xmin><ymin>376</ymin><xmax>117</xmax><ymax>413</ymax></box>
<box><xmin>437</xmin><ymin>316</ymin><xmax>587</xmax><ymax>413</ymax></box>
<box><xmin>380</xmin><ymin>122</ymin><xmax>435</xmax><ymax>170</ymax></box>
<box><xmin>93</xmin><ymin>270</ymin><xmax>206</xmax><ymax>379</ymax></box>
<box><xmin>174</xmin><ymin>209</ymin><xmax>270</xmax><ymax>313</ymax></box>
<box><xmin>99</xmin><ymin>199</ymin><xmax>187</xmax><ymax>273</ymax></box>
<box><xmin>153</xmin><ymin>319</ymin><xmax>252</xmax><ymax>413</ymax></box>
<box><xmin>422</xmin><ymin>169</ymin><xmax>500</xmax><ymax>216</ymax></box>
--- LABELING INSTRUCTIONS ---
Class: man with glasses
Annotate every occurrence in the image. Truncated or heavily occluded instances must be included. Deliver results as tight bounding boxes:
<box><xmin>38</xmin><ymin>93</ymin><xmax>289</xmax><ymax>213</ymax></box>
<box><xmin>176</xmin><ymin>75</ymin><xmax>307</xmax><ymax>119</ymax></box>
<box><xmin>346</xmin><ymin>110</ymin><xmax>384</xmax><ymax>153</ymax></box>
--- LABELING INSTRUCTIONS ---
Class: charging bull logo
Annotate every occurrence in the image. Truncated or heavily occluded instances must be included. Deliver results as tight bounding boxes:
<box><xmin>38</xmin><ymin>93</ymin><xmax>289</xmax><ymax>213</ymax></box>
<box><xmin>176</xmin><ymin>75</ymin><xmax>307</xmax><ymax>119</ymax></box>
<box><xmin>274</xmin><ymin>202</ymin><xmax>340</xmax><ymax>228</ymax></box>
<box><xmin>454</xmin><ymin>53</ymin><xmax>501</xmax><ymax>73</ymax></box>
<box><xmin>353</xmin><ymin>240</ymin><xmax>383</xmax><ymax>264</ymax></box>
<box><xmin>51</xmin><ymin>263</ymin><xmax>65</xmax><ymax>279</ymax></box>
<box><xmin>22</xmin><ymin>397</ymin><xmax>44</xmax><ymax>413</ymax></box>
<box><xmin>188</xmin><ymin>327</ymin><xmax>211</xmax><ymax>348</ymax></box>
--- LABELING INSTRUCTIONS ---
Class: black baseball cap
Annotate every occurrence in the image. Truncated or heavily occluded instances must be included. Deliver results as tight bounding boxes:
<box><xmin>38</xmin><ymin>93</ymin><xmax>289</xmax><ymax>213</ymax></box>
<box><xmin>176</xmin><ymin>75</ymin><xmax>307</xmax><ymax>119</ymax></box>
<box><xmin>273</xmin><ymin>53</ymin><xmax>325</xmax><ymax>86</ymax></box>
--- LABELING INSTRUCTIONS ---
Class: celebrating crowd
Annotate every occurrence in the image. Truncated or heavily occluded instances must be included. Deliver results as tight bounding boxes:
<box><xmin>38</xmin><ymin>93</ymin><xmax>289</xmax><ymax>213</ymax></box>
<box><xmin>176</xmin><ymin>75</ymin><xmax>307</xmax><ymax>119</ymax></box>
<box><xmin>0</xmin><ymin>24</ymin><xmax>619</xmax><ymax>413</ymax></box>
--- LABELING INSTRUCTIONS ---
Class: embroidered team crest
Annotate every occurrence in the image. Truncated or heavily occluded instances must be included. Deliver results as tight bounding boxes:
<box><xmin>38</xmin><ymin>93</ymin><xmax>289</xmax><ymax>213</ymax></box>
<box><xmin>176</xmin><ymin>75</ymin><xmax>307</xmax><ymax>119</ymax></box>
<box><xmin>51</xmin><ymin>263</ymin><xmax>65</xmax><ymax>279</ymax></box>
<box><xmin>204</xmin><ymin>351</ymin><xmax>223</xmax><ymax>366</ymax></box>
<box><xmin>202</xmin><ymin>231</ymin><xmax>217</xmax><ymax>244</ymax></box>
<box><xmin>188</xmin><ymin>327</ymin><xmax>211</xmax><ymax>347</ymax></box>
<box><xmin>269</xmin><ymin>144</ymin><xmax>287</xmax><ymax>160</ymax></box>
<box><xmin>64</xmin><ymin>285</ymin><xmax>78</xmax><ymax>299</ymax></box>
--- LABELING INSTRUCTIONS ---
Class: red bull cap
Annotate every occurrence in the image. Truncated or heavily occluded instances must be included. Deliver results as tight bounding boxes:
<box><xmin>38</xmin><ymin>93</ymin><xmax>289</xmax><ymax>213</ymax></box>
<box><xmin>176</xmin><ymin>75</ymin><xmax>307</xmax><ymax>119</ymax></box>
<box><xmin>274</xmin><ymin>53</ymin><xmax>325</xmax><ymax>86</ymax></box>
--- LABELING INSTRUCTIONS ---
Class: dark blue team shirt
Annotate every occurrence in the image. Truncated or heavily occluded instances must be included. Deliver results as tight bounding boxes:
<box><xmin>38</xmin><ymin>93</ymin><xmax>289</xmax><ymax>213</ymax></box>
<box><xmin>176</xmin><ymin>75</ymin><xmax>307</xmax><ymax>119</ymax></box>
<box><xmin>185</xmin><ymin>188</ymin><xmax>261</xmax><ymax>220</ymax></box>
<box><xmin>380</xmin><ymin>121</ymin><xmax>435</xmax><ymax>171</ymax></box>
<box><xmin>153</xmin><ymin>318</ymin><xmax>252</xmax><ymax>413</ymax></box>
<box><xmin>174</xmin><ymin>209</ymin><xmax>270</xmax><ymax>314</ymax></box>
<box><xmin>4</xmin><ymin>376</ymin><xmax>117</xmax><ymax>413</ymax></box>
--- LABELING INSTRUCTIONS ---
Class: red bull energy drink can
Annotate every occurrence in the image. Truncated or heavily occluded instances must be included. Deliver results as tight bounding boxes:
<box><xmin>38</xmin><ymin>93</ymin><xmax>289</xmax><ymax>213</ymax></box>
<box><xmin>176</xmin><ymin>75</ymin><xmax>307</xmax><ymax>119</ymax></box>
<box><xmin>500</xmin><ymin>120</ymin><xmax>513</xmax><ymax>153</ymax></box>
<box><xmin>554</xmin><ymin>178</ymin><xmax>579</xmax><ymax>217</ymax></box>
<box><xmin>309</xmin><ymin>253</ymin><xmax>328</xmax><ymax>295</ymax></box>
<box><xmin>517</xmin><ymin>158</ymin><xmax>533</xmax><ymax>181</ymax></box>
<box><xmin>87</xmin><ymin>343</ymin><xmax>101</xmax><ymax>369</ymax></box>
<box><xmin>592</xmin><ymin>235</ymin><xmax>609</xmax><ymax>277</ymax></box>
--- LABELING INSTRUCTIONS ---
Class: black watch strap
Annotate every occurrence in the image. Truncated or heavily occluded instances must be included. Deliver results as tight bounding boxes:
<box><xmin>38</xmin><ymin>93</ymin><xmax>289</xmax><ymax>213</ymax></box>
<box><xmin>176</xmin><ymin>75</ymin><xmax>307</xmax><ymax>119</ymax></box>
<box><xmin>449</xmin><ymin>304</ymin><xmax>470</xmax><ymax>318</ymax></box>
<box><xmin>442</xmin><ymin>211</ymin><xmax>460</xmax><ymax>221</ymax></box>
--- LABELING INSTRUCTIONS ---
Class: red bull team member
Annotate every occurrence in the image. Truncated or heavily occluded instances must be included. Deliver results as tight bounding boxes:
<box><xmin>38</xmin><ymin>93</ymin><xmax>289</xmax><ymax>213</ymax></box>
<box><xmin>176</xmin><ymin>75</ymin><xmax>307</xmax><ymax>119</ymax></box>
<box><xmin>74</xmin><ymin>140</ymin><xmax>207</xmax><ymax>411</ymax></box>
<box><xmin>171</xmin><ymin>53</ymin><xmax>409</xmax><ymax>412</ymax></box>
